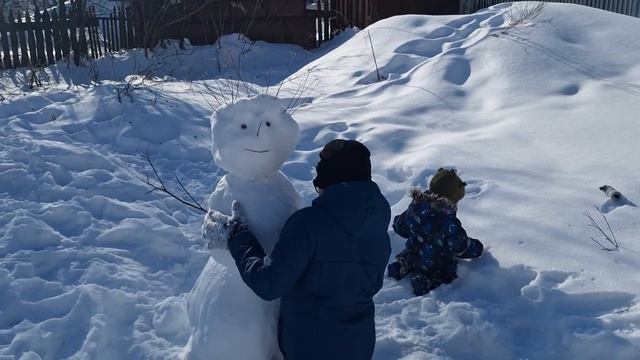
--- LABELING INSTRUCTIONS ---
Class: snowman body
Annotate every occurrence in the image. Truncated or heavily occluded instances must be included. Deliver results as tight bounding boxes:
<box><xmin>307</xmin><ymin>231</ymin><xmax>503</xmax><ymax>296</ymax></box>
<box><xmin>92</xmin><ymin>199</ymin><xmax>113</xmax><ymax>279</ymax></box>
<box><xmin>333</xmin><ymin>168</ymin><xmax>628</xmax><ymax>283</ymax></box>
<box><xmin>185</xmin><ymin>95</ymin><xmax>301</xmax><ymax>360</ymax></box>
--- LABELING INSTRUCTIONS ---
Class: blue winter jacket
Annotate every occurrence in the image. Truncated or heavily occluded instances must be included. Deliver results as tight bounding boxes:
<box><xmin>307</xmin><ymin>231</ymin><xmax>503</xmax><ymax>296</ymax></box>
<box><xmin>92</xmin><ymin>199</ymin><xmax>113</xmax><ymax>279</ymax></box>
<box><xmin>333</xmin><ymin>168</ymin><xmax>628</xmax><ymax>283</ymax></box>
<box><xmin>229</xmin><ymin>180</ymin><xmax>391</xmax><ymax>360</ymax></box>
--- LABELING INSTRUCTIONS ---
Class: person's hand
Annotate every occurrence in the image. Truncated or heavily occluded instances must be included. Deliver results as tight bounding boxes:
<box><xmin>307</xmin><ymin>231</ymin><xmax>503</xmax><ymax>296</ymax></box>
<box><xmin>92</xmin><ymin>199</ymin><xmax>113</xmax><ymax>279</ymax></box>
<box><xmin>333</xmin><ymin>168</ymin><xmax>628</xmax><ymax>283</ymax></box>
<box><xmin>226</xmin><ymin>201</ymin><xmax>248</xmax><ymax>245</ymax></box>
<box><xmin>202</xmin><ymin>208</ymin><xmax>232</xmax><ymax>250</ymax></box>
<box><xmin>201</xmin><ymin>201</ymin><xmax>248</xmax><ymax>251</ymax></box>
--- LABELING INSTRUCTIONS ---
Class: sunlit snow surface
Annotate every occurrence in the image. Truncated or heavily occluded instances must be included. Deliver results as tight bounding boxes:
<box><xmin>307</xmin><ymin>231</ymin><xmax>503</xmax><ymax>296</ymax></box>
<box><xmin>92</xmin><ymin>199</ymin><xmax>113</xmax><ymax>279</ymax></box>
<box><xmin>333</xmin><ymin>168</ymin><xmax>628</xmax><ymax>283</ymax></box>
<box><xmin>1</xmin><ymin>3</ymin><xmax>639</xmax><ymax>359</ymax></box>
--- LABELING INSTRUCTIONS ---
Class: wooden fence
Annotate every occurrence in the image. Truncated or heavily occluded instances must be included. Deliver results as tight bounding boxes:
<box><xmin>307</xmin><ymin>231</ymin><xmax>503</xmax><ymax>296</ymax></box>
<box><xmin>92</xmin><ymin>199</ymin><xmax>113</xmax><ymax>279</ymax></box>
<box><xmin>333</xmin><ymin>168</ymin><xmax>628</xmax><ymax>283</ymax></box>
<box><xmin>463</xmin><ymin>0</ymin><xmax>640</xmax><ymax>17</ymax></box>
<box><xmin>0</xmin><ymin>0</ymin><xmax>137</xmax><ymax>71</ymax></box>
<box><xmin>309</xmin><ymin>0</ymin><xmax>374</xmax><ymax>47</ymax></box>
<box><xmin>311</xmin><ymin>0</ymin><xmax>460</xmax><ymax>47</ymax></box>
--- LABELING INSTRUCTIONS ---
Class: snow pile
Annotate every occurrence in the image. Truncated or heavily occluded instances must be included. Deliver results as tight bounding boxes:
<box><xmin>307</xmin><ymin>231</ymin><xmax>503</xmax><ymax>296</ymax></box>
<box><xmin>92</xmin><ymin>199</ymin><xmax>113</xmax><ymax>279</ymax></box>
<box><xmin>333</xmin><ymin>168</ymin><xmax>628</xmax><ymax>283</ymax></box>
<box><xmin>1</xmin><ymin>2</ymin><xmax>640</xmax><ymax>359</ymax></box>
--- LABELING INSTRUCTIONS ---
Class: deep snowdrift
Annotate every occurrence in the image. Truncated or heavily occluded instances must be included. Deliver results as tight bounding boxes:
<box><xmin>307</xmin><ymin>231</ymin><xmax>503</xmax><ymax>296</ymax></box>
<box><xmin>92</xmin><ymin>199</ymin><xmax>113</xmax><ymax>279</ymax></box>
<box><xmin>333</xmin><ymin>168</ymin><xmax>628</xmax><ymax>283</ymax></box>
<box><xmin>1</xmin><ymin>2</ymin><xmax>639</xmax><ymax>359</ymax></box>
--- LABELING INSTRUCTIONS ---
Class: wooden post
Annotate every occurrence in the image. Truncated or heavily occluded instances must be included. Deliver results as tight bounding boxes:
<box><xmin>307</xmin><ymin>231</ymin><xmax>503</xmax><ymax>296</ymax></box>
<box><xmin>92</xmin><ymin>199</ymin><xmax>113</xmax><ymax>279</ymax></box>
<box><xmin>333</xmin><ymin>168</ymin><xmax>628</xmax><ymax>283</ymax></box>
<box><xmin>102</xmin><ymin>18</ymin><xmax>110</xmax><ymax>53</ymax></box>
<box><xmin>42</xmin><ymin>10</ymin><xmax>55</xmax><ymax>65</ymax></box>
<box><xmin>16</xmin><ymin>13</ymin><xmax>29</xmax><ymax>67</ymax></box>
<box><xmin>69</xmin><ymin>0</ymin><xmax>79</xmax><ymax>65</ymax></box>
<box><xmin>0</xmin><ymin>11</ymin><xmax>11</xmax><ymax>69</ymax></box>
<box><xmin>25</xmin><ymin>11</ymin><xmax>38</xmax><ymax>66</ymax></box>
<box><xmin>86</xmin><ymin>9</ymin><xmax>95</xmax><ymax>58</ymax></box>
<box><xmin>323</xmin><ymin>0</ymin><xmax>330</xmax><ymax>40</ymax></box>
<box><xmin>33</xmin><ymin>6</ymin><xmax>47</xmax><ymax>66</ymax></box>
<box><xmin>118</xmin><ymin>6</ymin><xmax>127</xmax><ymax>49</ymax></box>
<box><xmin>8</xmin><ymin>11</ymin><xmax>21</xmax><ymax>68</ymax></box>
<box><xmin>336</xmin><ymin>0</ymin><xmax>343</xmax><ymax>31</ymax></box>
<box><xmin>76</xmin><ymin>0</ymin><xmax>88</xmax><ymax>59</ymax></box>
<box><xmin>90</xmin><ymin>7</ymin><xmax>101</xmax><ymax>57</ymax></box>
<box><xmin>111</xmin><ymin>7</ymin><xmax>118</xmax><ymax>51</ymax></box>
<box><xmin>126</xmin><ymin>7</ymin><xmax>135</xmax><ymax>49</ymax></box>
<box><xmin>352</xmin><ymin>0</ymin><xmax>356</xmax><ymax>27</ymax></box>
<box><xmin>315</xmin><ymin>1</ymin><xmax>321</xmax><ymax>46</ymax></box>
<box><xmin>365</xmin><ymin>0</ymin><xmax>369</xmax><ymax>27</ymax></box>
<box><xmin>126</xmin><ymin>6</ymin><xmax>132</xmax><ymax>49</ymax></box>
<box><xmin>51</xmin><ymin>10</ymin><xmax>62</xmax><ymax>61</ymax></box>
<box><xmin>59</xmin><ymin>0</ymin><xmax>70</xmax><ymax>60</ymax></box>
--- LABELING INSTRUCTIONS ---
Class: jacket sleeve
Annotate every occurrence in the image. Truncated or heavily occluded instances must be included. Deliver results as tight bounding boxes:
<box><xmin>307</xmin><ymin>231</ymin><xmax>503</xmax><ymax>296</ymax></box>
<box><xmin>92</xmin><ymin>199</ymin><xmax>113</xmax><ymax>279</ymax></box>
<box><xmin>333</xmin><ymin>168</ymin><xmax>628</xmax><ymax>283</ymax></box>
<box><xmin>392</xmin><ymin>205</ymin><xmax>413</xmax><ymax>239</ymax></box>
<box><xmin>229</xmin><ymin>213</ymin><xmax>313</xmax><ymax>301</ymax></box>
<box><xmin>445</xmin><ymin>217</ymin><xmax>483</xmax><ymax>259</ymax></box>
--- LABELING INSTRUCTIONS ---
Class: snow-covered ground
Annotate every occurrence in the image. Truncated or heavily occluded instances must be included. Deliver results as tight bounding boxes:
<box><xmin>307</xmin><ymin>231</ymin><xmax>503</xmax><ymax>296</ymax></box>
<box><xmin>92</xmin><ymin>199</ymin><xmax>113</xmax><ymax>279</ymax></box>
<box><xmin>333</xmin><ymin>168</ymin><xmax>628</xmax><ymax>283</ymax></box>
<box><xmin>1</xmin><ymin>2</ymin><xmax>640</xmax><ymax>359</ymax></box>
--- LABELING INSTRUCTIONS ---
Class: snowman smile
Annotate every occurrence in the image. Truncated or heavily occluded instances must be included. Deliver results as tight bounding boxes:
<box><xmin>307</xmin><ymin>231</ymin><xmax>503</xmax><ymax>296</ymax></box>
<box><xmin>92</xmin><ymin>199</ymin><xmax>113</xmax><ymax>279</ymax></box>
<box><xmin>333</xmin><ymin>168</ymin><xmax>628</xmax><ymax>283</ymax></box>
<box><xmin>245</xmin><ymin>148</ymin><xmax>270</xmax><ymax>153</ymax></box>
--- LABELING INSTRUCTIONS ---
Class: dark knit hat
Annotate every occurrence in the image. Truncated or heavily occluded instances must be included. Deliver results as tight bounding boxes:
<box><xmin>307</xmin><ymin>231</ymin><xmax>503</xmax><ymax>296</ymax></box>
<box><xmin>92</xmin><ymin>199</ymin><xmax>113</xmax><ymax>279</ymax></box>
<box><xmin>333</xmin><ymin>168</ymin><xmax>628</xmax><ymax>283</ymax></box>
<box><xmin>313</xmin><ymin>139</ymin><xmax>372</xmax><ymax>190</ymax></box>
<box><xmin>429</xmin><ymin>168</ymin><xmax>466</xmax><ymax>204</ymax></box>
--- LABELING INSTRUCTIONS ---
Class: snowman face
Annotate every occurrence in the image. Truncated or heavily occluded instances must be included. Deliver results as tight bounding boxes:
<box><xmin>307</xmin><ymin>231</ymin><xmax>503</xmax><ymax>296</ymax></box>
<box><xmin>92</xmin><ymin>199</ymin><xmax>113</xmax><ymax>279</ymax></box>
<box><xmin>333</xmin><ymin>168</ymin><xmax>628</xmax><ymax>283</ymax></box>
<box><xmin>211</xmin><ymin>95</ymin><xmax>300</xmax><ymax>180</ymax></box>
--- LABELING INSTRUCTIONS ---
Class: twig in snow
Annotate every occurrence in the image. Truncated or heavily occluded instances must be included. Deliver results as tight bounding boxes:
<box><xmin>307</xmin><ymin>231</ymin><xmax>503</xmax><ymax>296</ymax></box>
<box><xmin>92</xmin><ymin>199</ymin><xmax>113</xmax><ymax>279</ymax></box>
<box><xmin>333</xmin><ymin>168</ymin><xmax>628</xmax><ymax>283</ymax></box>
<box><xmin>584</xmin><ymin>207</ymin><xmax>619</xmax><ymax>251</ymax></box>
<box><xmin>136</xmin><ymin>149</ymin><xmax>207</xmax><ymax>213</ymax></box>
<box><xmin>367</xmin><ymin>30</ymin><xmax>382</xmax><ymax>82</ymax></box>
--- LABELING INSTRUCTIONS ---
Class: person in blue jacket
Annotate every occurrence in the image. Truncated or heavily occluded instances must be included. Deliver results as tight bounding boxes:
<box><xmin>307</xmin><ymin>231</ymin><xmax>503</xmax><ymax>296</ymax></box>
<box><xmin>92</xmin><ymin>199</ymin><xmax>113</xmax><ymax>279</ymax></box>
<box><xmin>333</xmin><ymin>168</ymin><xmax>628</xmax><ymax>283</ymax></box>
<box><xmin>387</xmin><ymin>168</ymin><xmax>483</xmax><ymax>296</ymax></box>
<box><xmin>214</xmin><ymin>139</ymin><xmax>391</xmax><ymax>360</ymax></box>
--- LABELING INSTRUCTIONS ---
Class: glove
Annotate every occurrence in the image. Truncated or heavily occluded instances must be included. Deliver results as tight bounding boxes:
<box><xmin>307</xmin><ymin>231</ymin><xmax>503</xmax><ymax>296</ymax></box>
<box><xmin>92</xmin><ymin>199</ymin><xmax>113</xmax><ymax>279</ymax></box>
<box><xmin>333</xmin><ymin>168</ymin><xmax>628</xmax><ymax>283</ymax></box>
<box><xmin>410</xmin><ymin>273</ymin><xmax>439</xmax><ymax>296</ymax></box>
<box><xmin>202</xmin><ymin>201</ymin><xmax>248</xmax><ymax>250</ymax></box>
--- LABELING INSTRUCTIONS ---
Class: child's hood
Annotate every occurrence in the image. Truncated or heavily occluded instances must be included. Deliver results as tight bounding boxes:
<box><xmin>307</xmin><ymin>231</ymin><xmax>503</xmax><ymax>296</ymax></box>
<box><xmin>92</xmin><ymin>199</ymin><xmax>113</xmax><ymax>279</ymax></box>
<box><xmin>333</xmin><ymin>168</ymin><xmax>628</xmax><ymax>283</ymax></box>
<box><xmin>410</xmin><ymin>189</ymin><xmax>457</xmax><ymax>216</ymax></box>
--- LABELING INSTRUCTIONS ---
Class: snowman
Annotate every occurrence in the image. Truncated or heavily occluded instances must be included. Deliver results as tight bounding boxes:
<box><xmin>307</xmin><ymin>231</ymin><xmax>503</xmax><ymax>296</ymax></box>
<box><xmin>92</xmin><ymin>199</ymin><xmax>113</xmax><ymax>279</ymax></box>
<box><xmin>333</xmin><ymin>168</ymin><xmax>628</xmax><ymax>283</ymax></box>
<box><xmin>184</xmin><ymin>95</ymin><xmax>302</xmax><ymax>360</ymax></box>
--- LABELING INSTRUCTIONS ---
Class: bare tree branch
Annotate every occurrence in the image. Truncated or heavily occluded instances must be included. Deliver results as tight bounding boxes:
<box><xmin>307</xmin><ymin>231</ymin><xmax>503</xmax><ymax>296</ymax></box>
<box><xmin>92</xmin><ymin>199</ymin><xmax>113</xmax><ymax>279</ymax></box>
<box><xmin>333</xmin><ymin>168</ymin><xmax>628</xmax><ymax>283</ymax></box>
<box><xmin>136</xmin><ymin>148</ymin><xmax>207</xmax><ymax>213</ymax></box>
<box><xmin>584</xmin><ymin>207</ymin><xmax>619</xmax><ymax>251</ymax></box>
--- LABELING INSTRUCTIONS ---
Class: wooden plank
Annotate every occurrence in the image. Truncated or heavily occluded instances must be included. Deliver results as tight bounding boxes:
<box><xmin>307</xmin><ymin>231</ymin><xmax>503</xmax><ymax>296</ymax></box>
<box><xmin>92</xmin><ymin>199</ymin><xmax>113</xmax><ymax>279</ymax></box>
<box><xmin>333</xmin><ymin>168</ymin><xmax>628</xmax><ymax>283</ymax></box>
<box><xmin>92</xmin><ymin>13</ymin><xmax>101</xmax><ymax>57</ymax></box>
<box><xmin>51</xmin><ymin>10</ymin><xmax>62</xmax><ymax>61</ymax></box>
<box><xmin>106</xmin><ymin>16</ymin><xmax>113</xmax><ymax>52</ymax></box>
<box><xmin>8</xmin><ymin>11</ymin><xmax>21</xmax><ymax>68</ymax></box>
<box><xmin>59</xmin><ymin>0</ymin><xmax>70</xmax><ymax>59</ymax></box>
<box><xmin>625</xmin><ymin>0</ymin><xmax>633</xmax><ymax>16</ymax></box>
<box><xmin>110</xmin><ymin>8</ymin><xmax>118</xmax><ymax>51</ymax></box>
<box><xmin>0</xmin><ymin>12</ymin><xmax>10</xmax><ymax>69</ymax></box>
<box><xmin>34</xmin><ymin>6</ymin><xmax>47</xmax><ymax>66</ymax></box>
<box><xmin>86</xmin><ymin>9</ymin><xmax>96</xmax><ymax>58</ymax></box>
<box><xmin>16</xmin><ymin>13</ymin><xmax>29</xmax><ymax>67</ymax></box>
<box><xmin>126</xmin><ymin>8</ymin><xmax>135</xmax><ymax>49</ymax></box>
<box><xmin>118</xmin><ymin>6</ymin><xmax>127</xmax><ymax>49</ymax></box>
<box><xmin>90</xmin><ymin>7</ymin><xmax>101</xmax><ymax>57</ymax></box>
<box><xmin>365</xmin><ymin>0</ymin><xmax>369</xmax><ymax>27</ymax></box>
<box><xmin>69</xmin><ymin>1</ymin><xmax>79</xmax><ymax>65</ymax></box>
<box><xmin>340</xmin><ymin>0</ymin><xmax>345</xmax><ymax>30</ymax></box>
<box><xmin>333</xmin><ymin>0</ymin><xmax>337</xmax><ymax>35</ymax></box>
<box><xmin>624</xmin><ymin>0</ymin><xmax>630</xmax><ymax>16</ymax></box>
<box><xmin>77</xmin><ymin>0</ymin><xmax>88</xmax><ymax>59</ymax></box>
<box><xmin>42</xmin><ymin>10</ymin><xmax>55</xmax><ymax>65</ymax></box>
<box><xmin>324</xmin><ymin>0</ymin><xmax>330</xmax><ymax>40</ymax></box>
<box><xmin>102</xmin><ymin>18</ymin><xmax>110</xmax><ymax>53</ymax></box>
<box><xmin>316</xmin><ymin>2</ymin><xmax>321</xmax><ymax>45</ymax></box>
<box><xmin>26</xmin><ymin>11</ymin><xmax>38</xmax><ymax>66</ymax></box>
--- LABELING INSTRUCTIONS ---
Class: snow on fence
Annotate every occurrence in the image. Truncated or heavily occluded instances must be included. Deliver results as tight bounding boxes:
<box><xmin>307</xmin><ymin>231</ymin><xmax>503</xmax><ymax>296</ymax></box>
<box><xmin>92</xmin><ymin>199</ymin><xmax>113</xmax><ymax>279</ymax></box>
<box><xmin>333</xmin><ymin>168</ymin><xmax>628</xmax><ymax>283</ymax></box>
<box><xmin>463</xmin><ymin>0</ymin><xmax>640</xmax><ymax>18</ymax></box>
<box><xmin>0</xmin><ymin>0</ymin><xmax>137</xmax><ymax>71</ymax></box>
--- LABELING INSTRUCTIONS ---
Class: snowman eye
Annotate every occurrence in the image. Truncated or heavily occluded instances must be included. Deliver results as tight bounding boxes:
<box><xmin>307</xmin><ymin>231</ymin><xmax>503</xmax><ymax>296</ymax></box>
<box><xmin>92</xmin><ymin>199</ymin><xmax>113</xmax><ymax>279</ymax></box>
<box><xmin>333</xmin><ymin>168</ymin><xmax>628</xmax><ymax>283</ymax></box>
<box><xmin>266</xmin><ymin>122</ymin><xmax>271</xmax><ymax>127</ymax></box>
<box><xmin>241</xmin><ymin>124</ymin><xmax>247</xmax><ymax>129</ymax></box>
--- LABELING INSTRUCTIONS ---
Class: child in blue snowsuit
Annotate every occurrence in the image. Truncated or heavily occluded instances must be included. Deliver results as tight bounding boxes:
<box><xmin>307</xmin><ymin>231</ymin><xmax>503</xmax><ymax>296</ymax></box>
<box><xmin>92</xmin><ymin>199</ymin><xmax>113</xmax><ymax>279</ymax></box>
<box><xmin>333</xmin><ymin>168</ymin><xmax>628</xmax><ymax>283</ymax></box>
<box><xmin>388</xmin><ymin>168</ymin><xmax>483</xmax><ymax>296</ymax></box>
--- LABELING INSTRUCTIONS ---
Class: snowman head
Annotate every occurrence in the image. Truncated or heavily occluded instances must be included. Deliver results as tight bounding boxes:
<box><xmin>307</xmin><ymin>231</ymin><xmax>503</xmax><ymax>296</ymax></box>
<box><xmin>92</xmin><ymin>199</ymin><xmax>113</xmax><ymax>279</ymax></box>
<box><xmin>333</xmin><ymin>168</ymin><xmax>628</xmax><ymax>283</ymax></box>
<box><xmin>211</xmin><ymin>94</ymin><xmax>300</xmax><ymax>180</ymax></box>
